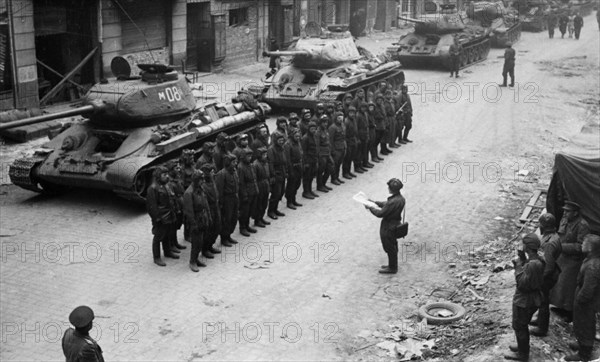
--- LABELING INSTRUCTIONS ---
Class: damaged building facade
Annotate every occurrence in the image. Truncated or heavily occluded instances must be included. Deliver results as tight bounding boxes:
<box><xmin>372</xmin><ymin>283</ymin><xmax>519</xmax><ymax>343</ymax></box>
<box><xmin>0</xmin><ymin>0</ymin><xmax>404</xmax><ymax>111</ymax></box>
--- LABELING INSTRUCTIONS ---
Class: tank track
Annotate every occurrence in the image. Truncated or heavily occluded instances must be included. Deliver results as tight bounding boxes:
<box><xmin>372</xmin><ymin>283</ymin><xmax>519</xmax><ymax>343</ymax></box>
<box><xmin>458</xmin><ymin>37</ymin><xmax>491</xmax><ymax>69</ymax></box>
<box><xmin>8</xmin><ymin>156</ymin><xmax>47</xmax><ymax>193</ymax></box>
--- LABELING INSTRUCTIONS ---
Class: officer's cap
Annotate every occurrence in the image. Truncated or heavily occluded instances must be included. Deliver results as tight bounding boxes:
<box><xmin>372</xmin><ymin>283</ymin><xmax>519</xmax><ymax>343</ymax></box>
<box><xmin>257</xmin><ymin>146</ymin><xmax>268</xmax><ymax>154</ymax></box>
<box><xmin>319</xmin><ymin>115</ymin><xmax>329</xmax><ymax>123</ymax></box>
<box><xmin>69</xmin><ymin>306</ymin><xmax>94</xmax><ymax>328</ymax></box>
<box><xmin>289</xmin><ymin>112</ymin><xmax>299</xmax><ymax>120</ymax></box>
<box><xmin>562</xmin><ymin>201</ymin><xmax>581</xmax><ymax>211</ymax></box>
<box><xmin>200</xmin><ymin>163</ymin><xmax>215</xmax><ymax>173</ymax></box>
<box><xmin>238</xmin><ymin>133</ymin><xmax>248</xmax><ymax>140</ymax></box>
<box><xmin>276</xmin><ymin>116</ymin><xmax>288</xmax><ymax>124</ymax></box>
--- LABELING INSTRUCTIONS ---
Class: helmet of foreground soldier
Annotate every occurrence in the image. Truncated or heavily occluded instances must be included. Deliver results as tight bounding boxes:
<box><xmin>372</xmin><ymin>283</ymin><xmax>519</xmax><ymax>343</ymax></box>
<box><xmin>387</xmin><ymin>178</ymin><xmax>403</xmax><ymax>193</ymax></box>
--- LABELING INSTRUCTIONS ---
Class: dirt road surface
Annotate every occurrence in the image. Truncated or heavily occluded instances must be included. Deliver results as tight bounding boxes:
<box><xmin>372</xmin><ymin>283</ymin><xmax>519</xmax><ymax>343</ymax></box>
<box><xmin>1</xmin><ymin>16</ymin><xmax>599</xmax><ymax>361</ymax></box>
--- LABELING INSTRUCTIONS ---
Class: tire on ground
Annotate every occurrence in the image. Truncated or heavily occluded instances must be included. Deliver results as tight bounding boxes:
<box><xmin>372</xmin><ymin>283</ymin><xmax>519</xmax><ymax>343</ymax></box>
<box><xmin>418</xmin><ymin>302</ymin><xmax>466</xmax><ymax>325</ymax></box>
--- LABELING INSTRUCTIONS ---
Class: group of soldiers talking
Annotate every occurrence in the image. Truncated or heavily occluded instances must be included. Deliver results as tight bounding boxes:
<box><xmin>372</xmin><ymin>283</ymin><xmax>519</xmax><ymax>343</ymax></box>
<box><xmin>145</xmin><ymin>80</ymin><xmax>414</xmax><ymax>273</ymax></box>
<box><xmin>506</xmin><ymin>204</ymin><xmax>600</xmax><ymax>361</ymax></box>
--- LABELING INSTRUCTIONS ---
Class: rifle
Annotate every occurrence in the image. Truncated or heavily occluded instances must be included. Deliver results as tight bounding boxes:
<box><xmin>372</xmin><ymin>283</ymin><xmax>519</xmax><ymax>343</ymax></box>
<box><xmin>395</xmin><ymin>102</ymin><xmax>408</xmax><ymax>116</ymax></box>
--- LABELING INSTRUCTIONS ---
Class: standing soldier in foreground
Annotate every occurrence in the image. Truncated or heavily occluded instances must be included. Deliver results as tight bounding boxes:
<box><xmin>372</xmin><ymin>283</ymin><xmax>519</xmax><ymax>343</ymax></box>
<box><xmin>546</xmin><ymin>11</ymin><xmax>557</xmax><ymax>39</ymax></box>
<box><xmin>252</xmin><ymin>147</ymin><xmax>271</xmax><ymax>227</ymax></box>
<box><xmin>449</xmin><ymin>36</ymin><xmax>462</xmax><ymax>77</ymax></box>
<box><xmin>183</xmin><ymin>170</ymin><xmax>211</xmax><ymax>272</ymax></box>
<box><xmin>364</xmin><ymin>178</ymin><xmax>405</xmax><ymax>275</ymax></box>
<box><xmin>505</xmin><ymin>234</ymin><xmax>544</xmax><ymax>361</ymax></box>
<box><xmin>284</xmin><ymin>128</ymin><xmax>304</xmax><ymax>209</ymax></box>
<box><xmin>530</xmin><ymin>213</ymin><xmax>562</xmax><ymax>337</ymax></box>
<box><xmin>62</xmin><ymin>306</ymin><xmax>104</xmax><ymax>362</ymax></box>
<box><xmin>238</xmin><ymin>149</ymin><xmax>259</xmax><ymax>236</ymax></box>
<box><xmin>315</xmin><ymin>115</ymin><xmax>334</xmax><ymax>193</ymax></box>
<box><xmin>573</xmin><ymin>13</ymin><xmax>584</xmax><ymax>40</ymax></box>
<box><xmin>550</xmin><ymin>201</ymin><xmax>590</xmax><ymax>322</ymax></box>
<box><xmin>215</xmin><ymin>154</ymin><xmax>240</xmax><ymax>247</ymax></box>
<box><xmin>146</xmin><ymin>166</ymin><xmax>180</xmax><ymax>266</ymax></box>
<box><xmin>565</xmin><ymin>234</ymin><xmax>600</xmax><ymax>362</ymax></box>
<box><xmin>398</xmin><ymin>85</ymin><xmax>413</xmax><ymax>143</ymax></box>
<box><xmin>301</xmin><ymin>122</ymin><xmax>319</xmax><ymax>199</ymax></box>
<box><xmin>329</xmin><ymin>112</ymin><xmax>347</xmax><ymax>183</ymax></box>
<box><xmin>199</xmin><ymin>164</ymin><xmax>221</xmax><ymax>259</ymax></box>
<box><xmin>501</xmin><ymin>43</ymin><xmax>516</xmax><ymax>88</ymax></box>
<box><xmin>267</xmin><ymin>133</ymin><xmax>288</xmax><ymax>219</ymax></box>
<box><xmin>355</xmin><ymin>102</ymin><xmax>372</xmax><ymax>170</ymax></box>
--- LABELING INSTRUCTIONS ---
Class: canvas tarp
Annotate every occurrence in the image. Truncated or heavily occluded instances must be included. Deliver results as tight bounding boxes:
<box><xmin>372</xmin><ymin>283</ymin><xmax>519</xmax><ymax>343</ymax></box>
<box><xmin>546</xmin><ymin>127</ymin><xmax>600</xmax><ymax>234</ymax></box>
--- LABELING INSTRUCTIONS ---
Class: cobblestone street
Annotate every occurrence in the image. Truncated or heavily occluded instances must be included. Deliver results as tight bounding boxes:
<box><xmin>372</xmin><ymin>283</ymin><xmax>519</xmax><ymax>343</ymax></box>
<box><xmin>1</xmin><ymin>17</ymin><xmax>599</xmax><ymax>361</ymax></box>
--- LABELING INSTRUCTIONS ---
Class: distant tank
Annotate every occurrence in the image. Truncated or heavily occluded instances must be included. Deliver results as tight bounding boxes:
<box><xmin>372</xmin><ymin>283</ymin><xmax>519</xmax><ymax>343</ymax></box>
<box><xmin>1</xmin><ymin>59</ymin><xmax>270</xmax><ymax>201</ymax></box>
<box><xmin>248</xmin><ymin>24</ymin><xmax>405</xmax><ymax>110</ymax></box>
<box><xmin>387</xmin><ymin>4</ymin><xmax>491</xmax><ymax>69</ymax></box>
<box><xmin>516</xmin><ymin>1</ymin><xmax>550</xmax><ymax>32</ymax></box>
<box><xmin>569</xmin><ymin>0</ymin><xmax>595</xmax><ymax>17</ymax></box>
<box><xmin>466</xmin><ymin>1</ymin><xmax>522</xmax><ymax>47</ymax></box>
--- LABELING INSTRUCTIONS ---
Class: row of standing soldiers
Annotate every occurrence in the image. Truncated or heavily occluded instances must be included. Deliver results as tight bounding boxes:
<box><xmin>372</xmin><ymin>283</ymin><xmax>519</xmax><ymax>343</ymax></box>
<box><xmin>145</xmin><ymin>80</ymin><xmax>414</xmax><ymax>272</ymax></box>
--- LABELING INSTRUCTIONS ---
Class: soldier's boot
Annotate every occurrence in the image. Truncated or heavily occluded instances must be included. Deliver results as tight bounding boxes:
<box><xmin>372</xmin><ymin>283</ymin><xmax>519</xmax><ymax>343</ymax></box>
<box><xmin>254</xmin><ymin>219</ymin><xmax>266</xmax><ymax>228</ymax></box>
<box><xmin>292</xmin><ymin>197</ymin><xmax>303</xmax><ymax>207</ymax></box>
<box><xmin>189</xmin><ymin>262</ymin><xmax>199</xmax><ymax>272</ymax></box>
<box><xmin>403</xmin><ymin>129</ymin><xmax>413</xmax><ymax>143</ymax></box>
<box><xmin>287</xmin><ymin>201</ymin><xmax>297</xmax><ymax>209</ymax></box>
<box><xmin>240</xmin><ymin>227</ymin><xmax>251</xmax><ymax>237</ymax></box>
<box><xmin>165</xmin><ymin>252</ymin><xmax>180</xmax><ymax>259</ymax></box>
<box><xmin>175</xmin><ymin>242</ymin><xmax>187</xmax><ymax>250</ymax></box>
<box><xmin>247</xmin><ymin>225</ymin><xmax>257</xmax><ymax>233</ymax></box>
<box><xmin>530</xmin><ymin>327</ymin><xmax>547</xmax><ymax>337</ymax></box>
<box><xmin>154</xmin><ymin>258</ymin><xmax>166</xmax><ymax>267</ymax></box>
<box><xmin>260</xmin><ymin>218</ymin><xmax>271</xmax><ymax>225</ymax></box>
<box><xmin>202</xmin><ymin>251</ymin><xmax>215</xmax><ymax>259</ymax></box>
<box><xmin>267</xmin><ymin>203</ymin><xmax>279</xmax><ymax>219</ymax></box>
<box><xmin>302</xmin><ymin>191</ymin><xmax>315</xmax><ymax>199</ymax></box>
<box><xmin>504</xmin><ymin>337</ymin><xmax>529</xmax><ymax>361</ymax></box>
<box><xmin>196</xmin><ymin>260</ymin><xmax>207</xmax><ymax>267</ymax></box>
<box><xmin>209</xmin><ymin>247</ymin><xmax>221</xmax><ymax>254</ymax></box>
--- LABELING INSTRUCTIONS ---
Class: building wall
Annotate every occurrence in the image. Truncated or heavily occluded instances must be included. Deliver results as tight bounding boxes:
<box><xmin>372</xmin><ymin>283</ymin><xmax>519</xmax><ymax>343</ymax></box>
<box><xmin>11</xmin><ymin>0</ymin><xmax>38</xmax><ymax>108</ymax></box>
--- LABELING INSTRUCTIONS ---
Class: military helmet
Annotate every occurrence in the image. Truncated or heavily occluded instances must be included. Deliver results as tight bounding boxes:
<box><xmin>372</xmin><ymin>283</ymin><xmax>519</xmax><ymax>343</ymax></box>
<box><xmin>69</xmin><ymin>306</ymin><xmax>95</xmax><ymax>329</ymax></box>
<box><xmin>387</xmin><ymin>178</ymin><xmax>403</xmax><ymax>192</ymax></box>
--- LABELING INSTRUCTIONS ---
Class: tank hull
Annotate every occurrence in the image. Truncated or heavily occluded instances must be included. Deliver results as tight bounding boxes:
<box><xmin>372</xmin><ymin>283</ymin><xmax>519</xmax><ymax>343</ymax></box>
<box><xmin>9</xmin><ymin>103</ymin><xmax>269</xmax><ymax>202</ymax></box>
<box><xmin>256</xmin><ymin>63</ymin><xmax>405</xmax><ymax>110</ymax></box>
<box><xmin>387</xmin><ymin>32</ymin><xmax>490</xmax><ymax>70</ymax></box>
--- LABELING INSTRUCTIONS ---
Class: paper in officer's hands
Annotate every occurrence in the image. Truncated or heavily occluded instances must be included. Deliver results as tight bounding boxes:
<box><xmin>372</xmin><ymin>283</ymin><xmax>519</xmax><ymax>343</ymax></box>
<box><xmin>353</xmin><ymin>191</ymin><xmax>380</xmax><ymax>209</ymax></box>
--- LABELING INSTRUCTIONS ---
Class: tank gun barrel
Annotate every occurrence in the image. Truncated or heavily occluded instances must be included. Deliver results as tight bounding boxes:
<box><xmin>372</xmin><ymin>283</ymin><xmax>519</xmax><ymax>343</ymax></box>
<box><xmin>398</xmin><ymin>16</ymin><xmax>426</xmax><ymax>24</ymax></box>
<box><xmin>0</xmin><ymin>101</ymin><xmax>105</xmax><ymax>130</ymax></box>
<box><xmin>263</xmin><ymin>50</ymin><xmax>311</xmax><ymax>57</ymax></box>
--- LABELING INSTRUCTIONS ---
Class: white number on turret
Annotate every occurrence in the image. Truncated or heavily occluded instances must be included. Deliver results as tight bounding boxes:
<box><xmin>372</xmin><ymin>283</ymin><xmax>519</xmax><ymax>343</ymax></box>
<box><xmin>158</xmin><ymin>87</ymin><xmax>183</xmax><ymax>102</ymax></box>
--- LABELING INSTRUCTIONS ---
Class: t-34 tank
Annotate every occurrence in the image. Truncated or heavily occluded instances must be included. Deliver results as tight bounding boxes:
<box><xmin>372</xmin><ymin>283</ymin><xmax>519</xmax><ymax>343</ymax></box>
<box><xmin>466</xmin><ymin>1</ymin><xmax>522</xmax><ymax>47</ymax></box>
<box><xmin>250</xmin><ymin>24</ymin><xmax>405</xmax><ymax>110</ymax></box>
<box><xmin>387</xmin><ymin>4</ymin><xmax>491</xmax><ymax>70</ymax></box>
<box><xmin>1</xmin><ymin>59</ymin><xmax>270</xmax><ymax>201</ymax></box>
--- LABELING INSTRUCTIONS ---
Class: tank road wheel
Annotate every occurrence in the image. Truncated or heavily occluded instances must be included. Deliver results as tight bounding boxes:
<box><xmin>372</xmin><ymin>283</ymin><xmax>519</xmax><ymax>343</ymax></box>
<box><xmin>460</xmin><ymin>52</ymin><xmax>468</xmax><ymax>68</ymax></box>
<box><xmin>134</xmin><ymin>170</ymin><xmax>152</xmax><ymax>198</ymax></box>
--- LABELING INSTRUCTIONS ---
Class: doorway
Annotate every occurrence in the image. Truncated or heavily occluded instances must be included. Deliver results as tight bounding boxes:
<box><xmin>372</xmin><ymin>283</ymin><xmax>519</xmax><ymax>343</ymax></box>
<box><xmin>33</xmin><ymin>0</ymin><xmax>96</xmax><ymax>104</ymax></box>
<box><xmin>187</xmin><ymin>3</ymin><xmax>212</xmax><ymax>72</ymax></box>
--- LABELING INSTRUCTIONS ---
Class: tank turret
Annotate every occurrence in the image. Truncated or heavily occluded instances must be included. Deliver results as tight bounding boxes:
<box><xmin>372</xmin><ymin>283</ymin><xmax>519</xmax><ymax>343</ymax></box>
<box><xmin>0</xmin><ymin>60</ymin><xmax>197</xmax><ymax>131</ymax></box>
<box><xmin>465</xmin><ymin>1</ymin><xmax>521</xmax><ymax>47</ymax></box>
<box><xmin>5</xmin><ymin>58</ymin><xmax>270</xmax><ymax>201</ymax></box>
<box><xmin>399</xmin><ymin>15</ymin><xmax>466</xmax><ymax>34</ymax></box>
